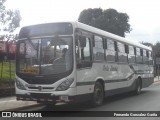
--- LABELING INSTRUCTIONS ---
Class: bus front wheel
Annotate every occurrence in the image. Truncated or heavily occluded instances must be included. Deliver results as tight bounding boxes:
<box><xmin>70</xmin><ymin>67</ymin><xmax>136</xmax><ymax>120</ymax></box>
<box><xmin>92</xmin><ymin>82</ymin><xmax>104</xmax><ymax>106</ymax></box>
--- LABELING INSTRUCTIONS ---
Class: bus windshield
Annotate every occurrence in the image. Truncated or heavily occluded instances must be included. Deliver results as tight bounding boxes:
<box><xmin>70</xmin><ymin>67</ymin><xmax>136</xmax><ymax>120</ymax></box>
<box><xmin>17</xmin><ymin>37</ymin><xmax>73</xmax><ymax>75</ymax></box>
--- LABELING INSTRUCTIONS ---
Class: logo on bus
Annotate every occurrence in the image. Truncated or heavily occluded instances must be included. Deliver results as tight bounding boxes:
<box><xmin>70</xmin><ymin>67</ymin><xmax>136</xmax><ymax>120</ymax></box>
<box><xmin>38</xmin><ymin>86</ymin><xmax>43</xmax><ymax>91</ymax></box>
<box><xmin>103</xmin><ymin>65</ymin><xmax>118</xmax><ymax>72</ymax></box>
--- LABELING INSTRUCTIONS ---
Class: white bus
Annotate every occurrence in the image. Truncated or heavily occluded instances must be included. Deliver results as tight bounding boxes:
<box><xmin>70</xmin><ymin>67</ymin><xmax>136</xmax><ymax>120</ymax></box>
<box><xmin>15</xmin><ymin>22</ymin><xmax>154</xmax><ymax>106</ymax></box>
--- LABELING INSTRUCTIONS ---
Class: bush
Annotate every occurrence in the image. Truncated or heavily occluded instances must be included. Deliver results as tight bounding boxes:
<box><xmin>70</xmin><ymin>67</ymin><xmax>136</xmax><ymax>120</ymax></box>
<box><xmin>0</xmin><ymin>61</ymin><xmax>15</xmax><ymax>88</ymax></box>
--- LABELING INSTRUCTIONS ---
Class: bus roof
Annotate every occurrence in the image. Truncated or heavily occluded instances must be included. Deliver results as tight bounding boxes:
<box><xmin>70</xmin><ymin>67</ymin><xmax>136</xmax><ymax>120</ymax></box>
<box><xmin>73</xmin><ymin>22</ymin><xmax>152</xmax><ymax>51</ymax></box>
<box><xmin>19</xmin><ymin>21</ymin><xmax>152</xmax><ymax>51</ymax></box>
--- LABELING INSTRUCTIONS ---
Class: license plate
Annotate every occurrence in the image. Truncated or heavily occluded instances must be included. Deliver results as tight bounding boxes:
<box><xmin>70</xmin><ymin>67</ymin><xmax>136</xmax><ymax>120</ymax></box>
<box><xmin>60</xmin><ymin>96</ymin><xmax>68</xmax><ymax>101</ymax></box>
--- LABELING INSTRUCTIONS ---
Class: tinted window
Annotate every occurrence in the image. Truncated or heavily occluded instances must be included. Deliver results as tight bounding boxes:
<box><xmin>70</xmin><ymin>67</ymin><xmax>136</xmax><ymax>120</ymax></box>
<box><xmin>107</xmin><ymin>39</ymin><xmax>115</xmax><ymax>51</ymax></box>
<box><xmin>143</xmin><ymin>50</ymin><xmax>146</xmax><ymax>57</ymax></box>
<box><xmin>136</xmin><ymin>48</ymin><xmax>143</xmax><ymax>64</ymax></box>
<box><xmin>93</xmin><ymin>36</ymin><xmax>105</xmax><ymax>61</ymax></box>
<box><xmin>129</xmin><ymin>45</ymin><xmax>135</xmax><ymax>55</ymax></box>
<box><xmin>136</xmin><ymin>48</ymin><xmax>141</xmax><ymax>56</ymax></box>
<box><xmin>106</xmin><ymin>39</ymin><xmax>116</xmax><ymax>62</ymax></box>
<box><xmin>117</xmin><ymin>42</ymin><xmax>125</xmax><ymax>53</ymax></box>
<box><xmin>117</xmin><ymin>42</ymin><xmax>127</xmax><ymax>63</ymax></box>
<box><xmin>149</xmin><ymin>51</ymin><xmax>153</xmax><ymax>65</ymax></box>
<box><xmin>76</xmin><ymin>35</ymin><xmax>92</xmax><ymax>68</ymax></box>
<box><xmin>81</xmin><ymin>38</ymin><xmax>91</xmax><ymax>61</ymax></box>
<box><xmin>17</xmin><ymin>37</ymin><xmax>73</xmax><ymax>75</ymax></box>
<box><xmin>128</xmin><ymin>45</ymin><xmax>136</xmax><ymax>63</ymax></box>
<box><xmin>143</xmin><ymin>50</ymin><xmax>149</xmax><ymax>64</ymax></box>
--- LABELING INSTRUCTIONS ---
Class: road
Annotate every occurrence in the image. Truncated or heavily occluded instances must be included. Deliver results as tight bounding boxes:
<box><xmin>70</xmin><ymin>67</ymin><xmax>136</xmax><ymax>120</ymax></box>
<box><xmin>5</xmin><ymin>83</ymin><xmax>157</xmax><ymax>120</ymax></box>
<box><xmin>1</xmin><ymin>82</ymin><xmax>160</xmax><ymax>120</ymax></box>
<box><xmin>20</xmin><ymin>83</ymin><xmax>160</xmax><ymax>112</ymax></box>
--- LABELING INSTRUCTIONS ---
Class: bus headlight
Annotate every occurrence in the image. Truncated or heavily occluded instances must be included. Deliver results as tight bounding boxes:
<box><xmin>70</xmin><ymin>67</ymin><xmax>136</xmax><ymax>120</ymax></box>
<box><xmin>56</xmin><ymin>78</ymin><xmax>74</xmax><ymax>91</ymax></box>
<box><xmin>15</xmin><ymin>78</ymin><xmax>26</xmax><ymax>90</ymax></box>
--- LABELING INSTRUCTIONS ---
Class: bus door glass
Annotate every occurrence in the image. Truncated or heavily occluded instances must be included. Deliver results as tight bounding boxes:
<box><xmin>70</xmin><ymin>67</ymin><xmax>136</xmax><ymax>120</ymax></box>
<box><xmin>75</xmin><ymin>35</ymin><xmax>92</xmax><ymax>68</ymax></box>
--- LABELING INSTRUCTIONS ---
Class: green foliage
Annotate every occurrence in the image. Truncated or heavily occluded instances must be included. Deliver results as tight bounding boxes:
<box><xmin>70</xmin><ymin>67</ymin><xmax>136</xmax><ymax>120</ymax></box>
<box><xmin>153</xmin><ymin>42</ymin><xmax>160</xmax><ymax>58</ymax></box>
<box><xmin>78</xmin><ymin>8</ymin><xmax>103</xmax><ymax>26</ymax></box>
<box><xmin>0</xmin><ymin>61</ymin><xmax>15</xmax><ymax>81</ymax></box>
<box><xmin>142</xmin><ymin>42</ymin><xmax>153</xmax><ymax>47</ymax></box>
<box><xmin>78</xmin><ymin>8</ymin><xmax>132</xmax><ymax>37</ymax></box>
<box><xmin>0</xmin><ymin>0</ymin><xmax>21</xmax><ymax>33</ymax></box>
<box><xmin>143</xmin><ymin>42</ymin><xmax>160</xmax><ymax>58</ymax></box>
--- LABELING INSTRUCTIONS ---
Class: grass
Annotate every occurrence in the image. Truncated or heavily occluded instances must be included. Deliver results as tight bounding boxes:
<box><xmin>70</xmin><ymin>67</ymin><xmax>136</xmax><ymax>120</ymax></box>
<box><xmin>0</xmin><ymin>61</ymin><xmax>15</xmax><ymax>88</ymax></box>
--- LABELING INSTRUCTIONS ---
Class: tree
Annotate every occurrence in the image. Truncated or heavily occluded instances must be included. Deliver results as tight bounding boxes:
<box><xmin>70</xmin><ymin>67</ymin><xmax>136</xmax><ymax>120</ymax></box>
<box><xmin>78</xmin><ymin>8</ymin><xmax>103</xmax><ymax>26</ymax></box>
<box><xmin>0</xmin><ymin>0</ymin><xmax>21</xmax><ymax>39</ymax></box>
<box><xmin>142</xmin><ymin>42</ymin><xmax>160</xmax><ymax>58</ymax></box>
<box><xmin>141</xmin><ymin>42</ymin><xmax>153</xmax><ymax>47</ymax></box>
<box><xmin>78</xmin><ymin>8</ymin><xmax>131</xmax><ymax>37</ymax></box>
<box><xmin>153</xmin><ymin>42</ymin><xmax>160</xmax><ymax>58</ymax></box>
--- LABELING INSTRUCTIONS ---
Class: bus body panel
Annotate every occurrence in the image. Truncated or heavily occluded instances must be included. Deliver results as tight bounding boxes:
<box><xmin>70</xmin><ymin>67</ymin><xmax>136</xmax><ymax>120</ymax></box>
<box><xmin>15</xmin><ymin>21</ymin><xmax>154</xmax><ymax>104</ymax></box>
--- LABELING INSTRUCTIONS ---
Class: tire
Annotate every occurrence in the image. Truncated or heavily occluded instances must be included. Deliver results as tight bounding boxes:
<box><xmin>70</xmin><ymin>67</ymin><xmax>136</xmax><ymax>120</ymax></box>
<box><xmin>92</xmin><ymin>82</ymin><xmax>104</xmax><ymax>106</ymax></box>
<box><xmin>134</xmin><ymin>78</ymin><xmax>142</xmax><ymax>95</ymax></box>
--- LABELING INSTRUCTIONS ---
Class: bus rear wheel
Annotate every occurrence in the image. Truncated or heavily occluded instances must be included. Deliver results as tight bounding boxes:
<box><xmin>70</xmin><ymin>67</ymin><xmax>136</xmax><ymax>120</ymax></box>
<box><xmin>92</xmin><ymin>82</ymin><xmax>104</xmax><ymax>106</ymax></box>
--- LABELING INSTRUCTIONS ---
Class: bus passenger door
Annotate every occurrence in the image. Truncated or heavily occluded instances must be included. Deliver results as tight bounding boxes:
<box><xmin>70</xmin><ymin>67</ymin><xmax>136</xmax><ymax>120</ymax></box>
<box><xmin>75</xmin><ymin>33</ymin><xmax>94</xmax><ymax>99</ymax></box>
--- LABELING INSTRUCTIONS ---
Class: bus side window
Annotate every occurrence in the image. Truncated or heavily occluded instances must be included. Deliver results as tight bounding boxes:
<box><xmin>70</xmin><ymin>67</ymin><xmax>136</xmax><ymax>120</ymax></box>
<box><xmin>75</xmin><ymin>35</ymin><xmax>92</xmax><ymax>68</ymax></box>
<box><xmin>93</xmin><ymin>35</ymin><xmax>105</xmax><ymax>61</ymax></box>
<box><xmin>136</xmin><ymin>48</ymin><xmax>143</xmax><ymax>64</ymax></box>
<box><xmin>117</xmin><ymin>42</ymin><xmax>128</xmax><ymax>63</ymax></box>
<box><xmin>143</xmin><ymin>50</ymin><xmax>149</xmax><ymax>64</ymax></box>
<box><xmin>81</xmin><ymin>38</ymin><xmax>91</xmax><ymax>61</ymax></box>
<box><xmin>128</xmin><ymin>45</ymin><xmax>136</xmax><ymax>63</ymax></box>
<box><xmin>106</xmin><ymin>39</ymin><xmax>116</xmax><ymax>62</ymax></box>
<box><xmin>149</xmin><ymin>51</ymin><xmax>153</xmax><ymax>65</ymax></box>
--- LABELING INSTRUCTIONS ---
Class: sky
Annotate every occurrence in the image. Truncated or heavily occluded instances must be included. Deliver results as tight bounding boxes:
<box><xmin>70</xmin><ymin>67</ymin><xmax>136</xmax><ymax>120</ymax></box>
<box><xmin>5</xmin><ymin>0</ymin><xmax>160</xmax><ymax>44</ymax></box>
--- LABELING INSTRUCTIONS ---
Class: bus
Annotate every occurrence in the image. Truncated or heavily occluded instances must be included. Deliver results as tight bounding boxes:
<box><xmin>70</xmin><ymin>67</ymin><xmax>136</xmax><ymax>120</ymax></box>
<box><xmin>15</xmin><ymin>22</ymin><xmax>154</xmax><ymax>106</ymax></box>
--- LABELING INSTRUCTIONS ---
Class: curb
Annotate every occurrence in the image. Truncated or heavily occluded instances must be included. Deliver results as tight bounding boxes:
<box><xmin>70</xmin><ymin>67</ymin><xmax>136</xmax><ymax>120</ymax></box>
<box><xmin>0</xmin><ymin>87</ymin><xmax>15</xmax><ymax>98</ymax></box>
<box><xmin>153</xmin><ymin>80</ymin><xmax>160</xmax><ymax>85</ymax></box>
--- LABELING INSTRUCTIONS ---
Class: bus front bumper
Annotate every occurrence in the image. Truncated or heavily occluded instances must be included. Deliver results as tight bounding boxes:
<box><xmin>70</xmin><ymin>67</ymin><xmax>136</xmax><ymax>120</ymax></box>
<box><xmin>16</xmin><ymin>93</ymin><xmax>75</xmax><ymax>103</ymax></box>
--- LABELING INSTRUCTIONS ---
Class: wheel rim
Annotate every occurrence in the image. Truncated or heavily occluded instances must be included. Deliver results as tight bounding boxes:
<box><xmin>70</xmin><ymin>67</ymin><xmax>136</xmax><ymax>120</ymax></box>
<box><xmin>94</xmin><ymin>86</ymin><xmax>103</xmax><ymax>105</ymax></box>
